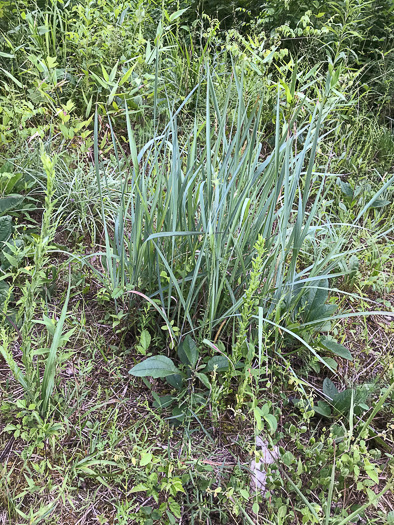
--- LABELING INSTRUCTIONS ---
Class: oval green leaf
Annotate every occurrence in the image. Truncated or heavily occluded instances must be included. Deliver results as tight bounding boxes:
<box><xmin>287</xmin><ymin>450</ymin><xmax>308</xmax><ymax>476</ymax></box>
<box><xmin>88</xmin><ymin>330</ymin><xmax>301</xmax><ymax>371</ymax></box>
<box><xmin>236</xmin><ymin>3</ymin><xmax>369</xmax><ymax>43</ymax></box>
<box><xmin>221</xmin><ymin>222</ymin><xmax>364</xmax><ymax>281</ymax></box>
<box><xmin>321</xmin><ymin>338</ymin><xmax>353</xmax><ymax>361</ymax></box>
<box><xmin>129</xmin><ymin>356</ymin><xmax>180</xmax><ymax>378</ymax></box>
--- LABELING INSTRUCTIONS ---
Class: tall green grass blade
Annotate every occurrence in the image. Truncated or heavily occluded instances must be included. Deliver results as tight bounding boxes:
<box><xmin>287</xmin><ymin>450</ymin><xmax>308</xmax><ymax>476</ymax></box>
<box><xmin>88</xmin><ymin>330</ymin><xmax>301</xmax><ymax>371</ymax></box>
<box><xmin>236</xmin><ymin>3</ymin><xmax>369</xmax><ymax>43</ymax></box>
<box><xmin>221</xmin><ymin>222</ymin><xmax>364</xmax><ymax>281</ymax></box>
<box><xmin>40</xmin><ymin>270</ymin><xmax>71</xmax><ymax>417</ymax></box>
<box><xmin>325</xmin><ymin>456</ymin><xmax>336</xmax><ymax>525</ymax></box>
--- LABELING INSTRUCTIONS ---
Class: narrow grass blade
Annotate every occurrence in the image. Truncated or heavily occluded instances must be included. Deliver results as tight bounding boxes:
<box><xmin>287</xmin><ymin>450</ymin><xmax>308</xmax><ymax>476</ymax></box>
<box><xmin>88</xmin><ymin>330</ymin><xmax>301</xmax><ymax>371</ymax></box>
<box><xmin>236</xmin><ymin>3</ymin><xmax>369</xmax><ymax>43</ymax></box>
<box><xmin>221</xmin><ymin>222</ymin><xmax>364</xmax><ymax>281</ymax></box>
<box><xmin>40</xmin><ymin>270</ymin><xmax>71</xmax><ymax>417</ymax></box>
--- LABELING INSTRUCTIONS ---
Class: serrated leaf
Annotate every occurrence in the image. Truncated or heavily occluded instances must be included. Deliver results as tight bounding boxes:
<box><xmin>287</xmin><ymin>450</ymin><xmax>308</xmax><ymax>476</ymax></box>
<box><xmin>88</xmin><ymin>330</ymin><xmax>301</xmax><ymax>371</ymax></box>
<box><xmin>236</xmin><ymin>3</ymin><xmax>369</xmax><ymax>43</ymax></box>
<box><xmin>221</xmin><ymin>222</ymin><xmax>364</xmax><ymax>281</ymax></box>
<box><xmin>169</xmin><ymin>499</ymin><xmax>181</xmax><ymax>518</ymax></box>
<box><xmin>323</xmin><ymin>377</ymin><xmax>339</xmax><ymax>399</ymax></box>
<box><xmin>321</xmin><ymin>338</ymin><xmax>352</xmax><ymax>361</ymax></box>
<box><xmin>129</xmin><ymin>356</ymin><xmax>180</xmax><ymax>378</ymax></box>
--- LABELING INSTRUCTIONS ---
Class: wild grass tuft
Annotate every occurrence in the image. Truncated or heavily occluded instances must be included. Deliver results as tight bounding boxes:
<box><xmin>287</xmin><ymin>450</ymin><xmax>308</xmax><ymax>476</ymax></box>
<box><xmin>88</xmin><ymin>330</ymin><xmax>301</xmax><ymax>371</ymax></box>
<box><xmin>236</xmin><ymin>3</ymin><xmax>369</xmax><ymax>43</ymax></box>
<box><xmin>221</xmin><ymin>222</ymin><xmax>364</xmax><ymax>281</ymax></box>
<box><xmin>93</xmin><ymin>64</ymin><xmax>347</xmax><ymax>350</ymax></box>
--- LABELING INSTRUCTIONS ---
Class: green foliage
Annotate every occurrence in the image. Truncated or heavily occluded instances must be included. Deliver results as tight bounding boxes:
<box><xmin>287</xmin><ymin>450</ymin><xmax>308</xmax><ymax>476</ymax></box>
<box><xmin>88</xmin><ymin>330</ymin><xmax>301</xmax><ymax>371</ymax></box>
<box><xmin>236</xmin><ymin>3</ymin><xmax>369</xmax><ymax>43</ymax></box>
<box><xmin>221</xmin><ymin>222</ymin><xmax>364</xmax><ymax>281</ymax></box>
<box><xmin>0</xmin><ymin>1</ymin><xmax>393</xmax><ymax>523</ymax></box>
<box><xmin>94</xmin><ymin>63</ymin><xmax>352</xmax><ymax>353</ymax></box>
<box><xmin>130</xmin><ymin>355</ymin><xmax>181</xmax><ymax>379</ymax></box>
<box><xmin>130</xmin><ymin>334</ymin><xmax>229</xmax><ymax>425</ymax></box>
<box><xmin>0</xmin><ymin>160</ymin><xmax>38</xmax><ymax>312</ymax></box>
<box><xmin>311</xmin><ymin>377</ymin><xmax>372</xmax><ymax>418</ymax></box>
<box><xmin>1</xmin><ymin>149</ymin><xmax>72</xmax><ymax>424</ymax></box>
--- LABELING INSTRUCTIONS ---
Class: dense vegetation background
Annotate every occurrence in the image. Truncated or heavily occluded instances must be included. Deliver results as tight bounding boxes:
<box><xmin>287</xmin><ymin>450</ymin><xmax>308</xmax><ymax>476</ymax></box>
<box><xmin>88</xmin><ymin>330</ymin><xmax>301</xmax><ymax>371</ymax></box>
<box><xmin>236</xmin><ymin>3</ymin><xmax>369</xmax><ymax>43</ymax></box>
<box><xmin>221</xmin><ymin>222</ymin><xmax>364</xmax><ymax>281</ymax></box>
<box><xmin>0</xmin><ymin>1</ymin><xmax>394</xmax><ymax>523</ymax></box>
